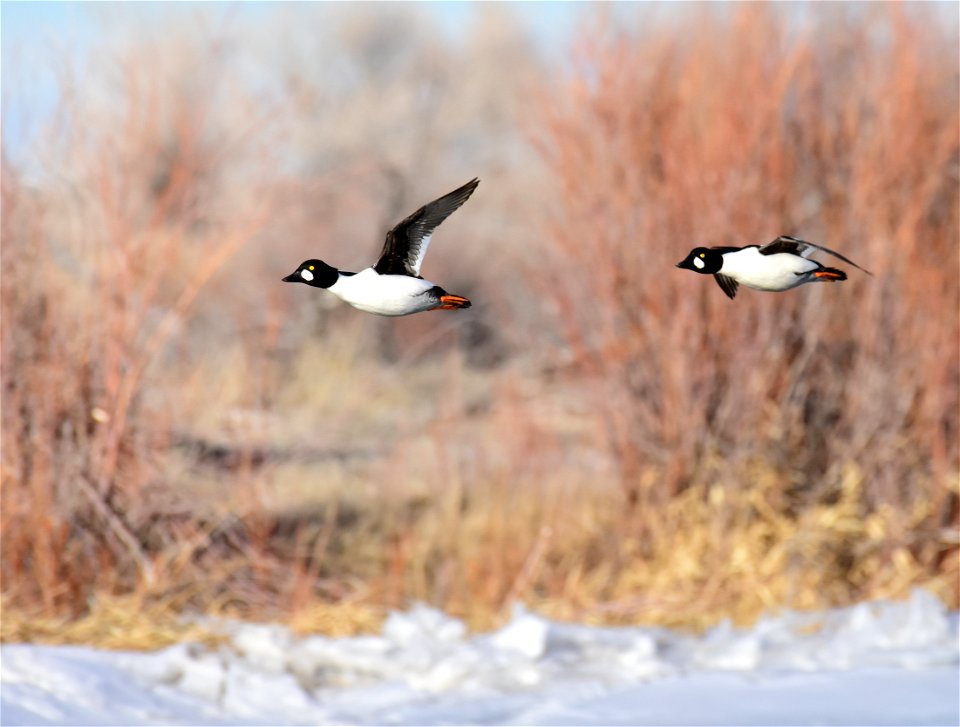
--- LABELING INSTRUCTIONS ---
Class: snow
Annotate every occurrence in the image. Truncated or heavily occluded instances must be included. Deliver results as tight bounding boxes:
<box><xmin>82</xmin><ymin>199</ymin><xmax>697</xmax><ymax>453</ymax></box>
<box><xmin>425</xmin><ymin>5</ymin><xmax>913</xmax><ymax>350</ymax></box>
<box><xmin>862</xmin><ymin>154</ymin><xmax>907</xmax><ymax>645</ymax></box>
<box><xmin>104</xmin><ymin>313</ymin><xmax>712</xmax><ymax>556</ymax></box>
<box><xmin>2</xmin><ymin>589</ymin><xmax>958</xmax><ymax>726</ymax></box>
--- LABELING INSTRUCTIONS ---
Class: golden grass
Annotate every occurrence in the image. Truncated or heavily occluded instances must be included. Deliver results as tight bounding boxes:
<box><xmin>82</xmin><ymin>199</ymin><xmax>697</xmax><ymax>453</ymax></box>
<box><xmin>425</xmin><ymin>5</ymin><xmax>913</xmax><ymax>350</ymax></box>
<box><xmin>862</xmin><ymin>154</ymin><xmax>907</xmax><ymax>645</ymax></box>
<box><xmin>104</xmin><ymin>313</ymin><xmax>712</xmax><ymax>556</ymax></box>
<box><xmin>0</xmin><ymin>593</ymin><xmax>384</xmax><ymax>649</ymax></box>
<box><xmin>3</xmin><ymin>457</ymin><xmax>953</xmax><ymax>650</ymax></box>
<box><xmin>0</xmin><ymin>594</ymin><xmax>225</xmax><ymax>651</ymax></box>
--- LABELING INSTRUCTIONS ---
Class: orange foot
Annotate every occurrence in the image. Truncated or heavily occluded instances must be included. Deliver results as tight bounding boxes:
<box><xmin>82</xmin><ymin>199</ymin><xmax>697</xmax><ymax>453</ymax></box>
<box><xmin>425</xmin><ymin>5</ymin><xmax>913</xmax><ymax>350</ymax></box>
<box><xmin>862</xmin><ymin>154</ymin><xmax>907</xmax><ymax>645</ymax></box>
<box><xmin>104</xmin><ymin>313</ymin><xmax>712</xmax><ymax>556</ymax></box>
<box><xmin>437</xmin><ymin>294</ymin><xmax>472</xmax><ymax>310</ymax></box>
<box><xmin>814</xmin><ymin>269</ymin><xmax>847</xmax><ymax>281</ymax></box>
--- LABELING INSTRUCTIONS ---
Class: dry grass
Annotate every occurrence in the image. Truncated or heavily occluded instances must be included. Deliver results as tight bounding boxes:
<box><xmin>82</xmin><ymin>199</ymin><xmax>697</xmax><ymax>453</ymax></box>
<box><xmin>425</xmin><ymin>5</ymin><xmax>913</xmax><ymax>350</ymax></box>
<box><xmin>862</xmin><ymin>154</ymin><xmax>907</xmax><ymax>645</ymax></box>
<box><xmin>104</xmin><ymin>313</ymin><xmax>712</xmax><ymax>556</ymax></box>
<box><xmin>1</xmin><ymin>4</ymin><xmax>958</xmax><ymax>649</ymax></box>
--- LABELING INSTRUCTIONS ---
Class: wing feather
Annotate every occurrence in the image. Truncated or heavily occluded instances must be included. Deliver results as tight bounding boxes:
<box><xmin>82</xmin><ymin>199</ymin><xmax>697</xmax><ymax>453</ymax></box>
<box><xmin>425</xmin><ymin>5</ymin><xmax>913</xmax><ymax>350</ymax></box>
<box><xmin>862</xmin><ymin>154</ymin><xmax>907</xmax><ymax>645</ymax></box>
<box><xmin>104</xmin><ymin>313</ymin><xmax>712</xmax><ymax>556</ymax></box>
<box><xmin>759</xmin><ymin>236</ymin><xmax>872</xmax><ymax>275</ymax></box>
<box><xmin>375</xmin><ymin>178</ymin><xmax>480</xmax><ymax>276</ymax></box>
<box><xmin>714</xmin><ymin>273</ymin><xmax>739</xmax><ymax>299</ymax></box>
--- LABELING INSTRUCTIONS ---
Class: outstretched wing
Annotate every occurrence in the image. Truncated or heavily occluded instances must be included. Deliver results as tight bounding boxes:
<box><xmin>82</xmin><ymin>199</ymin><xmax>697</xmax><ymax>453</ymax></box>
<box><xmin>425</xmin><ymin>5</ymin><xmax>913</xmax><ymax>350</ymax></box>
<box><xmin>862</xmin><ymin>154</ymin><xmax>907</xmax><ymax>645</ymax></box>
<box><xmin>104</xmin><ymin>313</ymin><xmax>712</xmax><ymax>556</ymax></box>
<box><xmin>714</xmin><ymin>273</ymin><xmax>739</xmax><ymax>299</ymax></box>
<box><xmin>375</xmin><ymin>178</ymin><xmax>480</xmax><ymax>277</ymax></box>
<box><xmin>759</xmin><ymin>235</ymin><xmax>872</xmax><ymax>275</ymax></box>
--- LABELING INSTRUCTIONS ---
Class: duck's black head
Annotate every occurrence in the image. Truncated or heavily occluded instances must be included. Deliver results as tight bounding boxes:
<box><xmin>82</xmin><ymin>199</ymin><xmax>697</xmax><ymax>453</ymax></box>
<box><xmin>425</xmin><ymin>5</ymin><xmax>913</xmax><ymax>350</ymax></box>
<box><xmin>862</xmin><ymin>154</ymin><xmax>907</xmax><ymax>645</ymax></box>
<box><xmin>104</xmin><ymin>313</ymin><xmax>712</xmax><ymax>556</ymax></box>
<box><xmin>676</xmin><ymin>247</ymin><xmax>724</xmax><ymax>275</ymax></box>
<box><xmin>282</xmin><ymin>259</ymin><xmax>339</xmax><ymax>288</ymax></box>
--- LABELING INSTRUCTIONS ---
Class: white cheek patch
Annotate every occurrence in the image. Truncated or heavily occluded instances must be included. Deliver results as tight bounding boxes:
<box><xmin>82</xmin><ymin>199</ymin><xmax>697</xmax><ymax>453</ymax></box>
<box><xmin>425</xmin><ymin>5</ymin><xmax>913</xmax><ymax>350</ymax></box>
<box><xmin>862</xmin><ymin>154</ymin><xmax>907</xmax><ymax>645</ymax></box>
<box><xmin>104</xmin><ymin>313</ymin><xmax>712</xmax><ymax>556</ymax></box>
<box><xmin>693</xmin><ymin>257</ymin><xmax>705</xmax><ymax>270</ymax></box>
<box><xmin>300</xmin><ymin>269</ymin><xmax>314</xmax><ymax>282</ymax></box>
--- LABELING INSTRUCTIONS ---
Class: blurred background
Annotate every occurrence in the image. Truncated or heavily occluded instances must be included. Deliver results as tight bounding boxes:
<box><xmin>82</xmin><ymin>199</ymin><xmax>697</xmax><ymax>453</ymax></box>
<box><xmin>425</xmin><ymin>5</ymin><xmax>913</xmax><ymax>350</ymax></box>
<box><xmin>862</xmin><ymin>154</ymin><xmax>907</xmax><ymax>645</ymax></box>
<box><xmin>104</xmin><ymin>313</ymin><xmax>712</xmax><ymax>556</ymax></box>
<box><xmin>2</xmin><ymin>1</ymin><xmax>958</xmax><ymax>647</ymax></box>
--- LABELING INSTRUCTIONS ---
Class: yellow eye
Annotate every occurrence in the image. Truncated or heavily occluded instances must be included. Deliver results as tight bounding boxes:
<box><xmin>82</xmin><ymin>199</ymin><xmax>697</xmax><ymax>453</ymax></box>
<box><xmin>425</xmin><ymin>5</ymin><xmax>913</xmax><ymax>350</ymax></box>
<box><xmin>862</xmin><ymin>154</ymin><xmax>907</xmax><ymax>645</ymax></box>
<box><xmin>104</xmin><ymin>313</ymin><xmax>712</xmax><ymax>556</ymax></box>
<box><xmin>308</xmin><ymin>265</ymin><xmax>315</xmax><ymax>271</ymax></box>
<box><xmin>699</xmin><ymin>253</ymin><xmax>705</xmax><ymax>258</ymax></box>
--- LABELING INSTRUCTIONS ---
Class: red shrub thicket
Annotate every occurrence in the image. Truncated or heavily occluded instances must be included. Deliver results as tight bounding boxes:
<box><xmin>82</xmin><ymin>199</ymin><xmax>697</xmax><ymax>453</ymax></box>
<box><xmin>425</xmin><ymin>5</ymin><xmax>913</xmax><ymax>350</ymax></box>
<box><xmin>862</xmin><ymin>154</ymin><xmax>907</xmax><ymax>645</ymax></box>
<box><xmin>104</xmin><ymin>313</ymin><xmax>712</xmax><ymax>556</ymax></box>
<box><xmin>528</xmin><ymin>4</ymin><xmax>958</xmax><ymax>527</ymax></box>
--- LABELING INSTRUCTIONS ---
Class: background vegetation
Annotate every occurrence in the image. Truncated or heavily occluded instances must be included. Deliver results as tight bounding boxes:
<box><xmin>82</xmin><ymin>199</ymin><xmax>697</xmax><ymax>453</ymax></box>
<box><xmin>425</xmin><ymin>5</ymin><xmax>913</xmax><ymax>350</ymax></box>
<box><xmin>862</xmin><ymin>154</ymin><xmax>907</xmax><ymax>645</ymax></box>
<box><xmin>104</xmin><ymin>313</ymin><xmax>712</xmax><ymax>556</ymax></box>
<box><xmin>2</xmin><ymin>3</ymin><xmax>957</xmax><ymax>647</ymax></box>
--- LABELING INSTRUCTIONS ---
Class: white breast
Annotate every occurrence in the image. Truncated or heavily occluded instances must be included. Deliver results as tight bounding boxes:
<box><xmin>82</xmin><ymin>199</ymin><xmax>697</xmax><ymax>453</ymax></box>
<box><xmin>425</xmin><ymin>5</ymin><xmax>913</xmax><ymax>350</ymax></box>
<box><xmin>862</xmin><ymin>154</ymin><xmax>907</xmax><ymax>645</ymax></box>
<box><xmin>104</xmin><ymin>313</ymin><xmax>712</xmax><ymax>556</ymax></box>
<box><xmin>327</xmin><ymin>268</ymin><xmax>438</xmax><ymax>316</ymax></box>
<box><xmin>720</xmin><ymin>247</ymin><xmax>819</xmax><ymax>291</ymax></box>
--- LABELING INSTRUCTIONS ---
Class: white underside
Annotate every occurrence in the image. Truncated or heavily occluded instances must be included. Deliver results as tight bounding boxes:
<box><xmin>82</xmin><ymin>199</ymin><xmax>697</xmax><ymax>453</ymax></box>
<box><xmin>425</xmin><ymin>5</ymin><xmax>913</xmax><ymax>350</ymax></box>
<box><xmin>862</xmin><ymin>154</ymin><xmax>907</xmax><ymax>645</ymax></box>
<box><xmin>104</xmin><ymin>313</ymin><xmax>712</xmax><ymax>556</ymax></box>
<box><xmin>721</xmin><ymin>247</ymin><xmax>821</xmax><ymax>291</ymax></box>
<box><xmin>327</xmin><ymin>267</ymin><xmax>439</xmax><ymax>316</ymax></box>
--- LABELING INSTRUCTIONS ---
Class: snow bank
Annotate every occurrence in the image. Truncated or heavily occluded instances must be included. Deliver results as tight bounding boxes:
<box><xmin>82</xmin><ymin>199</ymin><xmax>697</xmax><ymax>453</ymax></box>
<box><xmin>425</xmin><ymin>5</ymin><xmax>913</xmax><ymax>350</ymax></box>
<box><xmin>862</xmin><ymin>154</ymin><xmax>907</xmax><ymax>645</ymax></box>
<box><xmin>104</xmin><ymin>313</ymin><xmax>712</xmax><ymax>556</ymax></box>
<box><xmin>2</xmin><ymin>589</ymin><xmax>957</xmax><ymax>726</ymax></box>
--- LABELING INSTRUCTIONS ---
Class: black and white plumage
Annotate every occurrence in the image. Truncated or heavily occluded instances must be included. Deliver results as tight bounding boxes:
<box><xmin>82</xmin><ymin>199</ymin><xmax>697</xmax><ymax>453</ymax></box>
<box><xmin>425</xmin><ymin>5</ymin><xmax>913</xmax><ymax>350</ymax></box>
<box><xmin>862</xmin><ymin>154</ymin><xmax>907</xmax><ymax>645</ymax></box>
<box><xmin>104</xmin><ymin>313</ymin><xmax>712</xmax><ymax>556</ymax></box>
<box><xmin>676</xmin><ymin>235</ymin><xmax>872</xmax><ymax>300</ymax></box>
<box><xmin>283</xmin><ymin>179</ymin><xmax>478</xmax><ymax>316</ymax></box>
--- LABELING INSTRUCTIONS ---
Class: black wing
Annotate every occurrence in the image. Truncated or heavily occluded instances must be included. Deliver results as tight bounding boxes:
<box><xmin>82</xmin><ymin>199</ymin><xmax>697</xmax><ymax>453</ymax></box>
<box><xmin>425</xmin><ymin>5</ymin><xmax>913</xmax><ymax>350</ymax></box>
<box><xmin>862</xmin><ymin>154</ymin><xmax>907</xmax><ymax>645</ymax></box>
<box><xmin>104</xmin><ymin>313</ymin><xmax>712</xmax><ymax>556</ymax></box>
<box><xmin>714</xmin><ymin>274</ymin><xmax>739</xmax><ymax>299</ymax></box>
<box><xmin>374</xmin><ymin>178</ymin><xmax>480</xmax><ymax>277</ymax></box>
<box><xmin>759</xmin><ymin>235</ymin><xmax>872</xmax><ymax>275</ymax></box>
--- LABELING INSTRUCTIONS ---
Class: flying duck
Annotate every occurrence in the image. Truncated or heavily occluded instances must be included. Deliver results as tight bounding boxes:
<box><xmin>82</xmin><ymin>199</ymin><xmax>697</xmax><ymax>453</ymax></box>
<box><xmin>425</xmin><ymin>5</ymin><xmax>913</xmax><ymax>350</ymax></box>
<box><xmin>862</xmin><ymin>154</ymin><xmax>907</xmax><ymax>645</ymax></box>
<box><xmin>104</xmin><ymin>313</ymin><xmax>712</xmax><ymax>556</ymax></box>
<box><xmin>676</xmin><ymin>235</ymin><xmax>872</xmax><ymax>299</ymax></box>
<box><xmin>283</xmin><ymin>178</ymin><xmax>479</xmax><ymax>316</ymax></box>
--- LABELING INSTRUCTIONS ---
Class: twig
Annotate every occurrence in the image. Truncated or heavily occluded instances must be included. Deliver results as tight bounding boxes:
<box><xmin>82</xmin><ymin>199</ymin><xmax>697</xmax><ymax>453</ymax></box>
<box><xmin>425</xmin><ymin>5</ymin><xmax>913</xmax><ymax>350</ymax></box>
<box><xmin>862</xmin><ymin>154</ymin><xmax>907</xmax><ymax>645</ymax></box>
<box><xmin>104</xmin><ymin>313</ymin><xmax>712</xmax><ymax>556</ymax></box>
<box><xmin>77</xmin><ymin>475</ymin><xmax>155</xmax><ymax>586</ymax></box>
<box><xmin>501</xmin><ymin>525</ymin><xmax>553</xmax><ymax>612</ymax></box>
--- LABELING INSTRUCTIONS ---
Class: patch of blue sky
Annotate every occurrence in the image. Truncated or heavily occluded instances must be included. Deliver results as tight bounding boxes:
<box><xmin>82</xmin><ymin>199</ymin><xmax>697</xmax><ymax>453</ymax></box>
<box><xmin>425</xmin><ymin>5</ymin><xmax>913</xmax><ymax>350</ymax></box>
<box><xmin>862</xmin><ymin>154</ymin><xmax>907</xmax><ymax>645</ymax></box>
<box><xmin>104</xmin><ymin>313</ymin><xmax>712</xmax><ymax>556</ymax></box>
<box><xmin>2</xmin><ymin>2</ymin><xmax>94</xmax><ymax>166</ymax></box>
<box><xmin>0</xmin><ymin>1</ymin><xmax>670</xmax><ymax>170</ymax></box>
<box><xmin>0</xmin><ymin>2</ymin><xmax>588</xmax><ymax>161</ymax></box>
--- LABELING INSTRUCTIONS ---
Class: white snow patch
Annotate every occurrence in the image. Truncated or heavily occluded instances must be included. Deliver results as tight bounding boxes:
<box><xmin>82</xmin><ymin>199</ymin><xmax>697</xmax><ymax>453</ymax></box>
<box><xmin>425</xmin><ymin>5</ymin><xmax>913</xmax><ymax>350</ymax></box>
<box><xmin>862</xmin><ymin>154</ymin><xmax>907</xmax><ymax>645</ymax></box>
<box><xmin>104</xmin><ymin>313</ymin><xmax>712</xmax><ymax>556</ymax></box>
<box><xmin>2</xmin><ymin>589</ymin><xmax>957</xmax><ymax>726</ymax></box>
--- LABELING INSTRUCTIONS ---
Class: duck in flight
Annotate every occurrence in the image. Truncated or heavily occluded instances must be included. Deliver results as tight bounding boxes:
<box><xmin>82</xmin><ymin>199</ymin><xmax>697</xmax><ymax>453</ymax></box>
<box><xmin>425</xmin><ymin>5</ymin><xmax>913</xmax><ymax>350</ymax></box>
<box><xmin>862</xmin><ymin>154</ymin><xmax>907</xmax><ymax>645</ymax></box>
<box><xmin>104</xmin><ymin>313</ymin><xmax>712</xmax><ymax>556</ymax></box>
<box><xmin>283</xmin><ymin>179</ymin><xmax>479</xmax><ymax>316</ymax></box>
<box><xmin>676</xmin><ymin>235</ymin><xmax>872</xmax><ymax>300</ymax></box>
